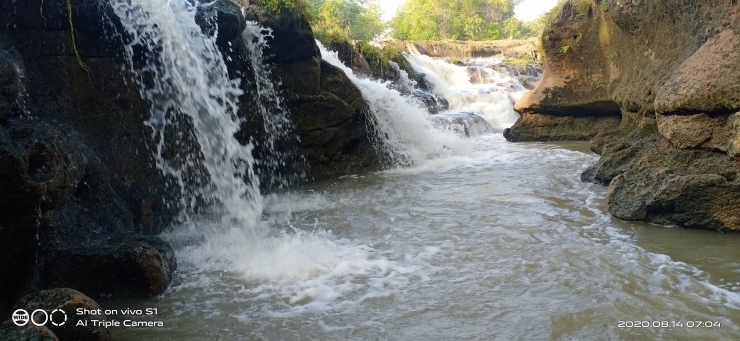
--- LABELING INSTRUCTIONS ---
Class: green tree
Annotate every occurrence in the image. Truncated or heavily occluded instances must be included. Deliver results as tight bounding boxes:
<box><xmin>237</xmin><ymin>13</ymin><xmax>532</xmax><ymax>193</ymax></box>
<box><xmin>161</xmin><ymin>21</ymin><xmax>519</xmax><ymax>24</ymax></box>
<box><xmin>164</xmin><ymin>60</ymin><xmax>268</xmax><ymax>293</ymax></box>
<box><xmin>390</xmin><ymin>0</ymin><xmax>522</xmax><ymax>41</ymax></box>
<box><xmin>502</xmin><ymin>17</ymin><xmax>520</xmax><ymax>39</ymax></box>
<box><xmin>309</xmin><ymin>0</ymin><xmax>386</xmax><ymax>44</ymax></box>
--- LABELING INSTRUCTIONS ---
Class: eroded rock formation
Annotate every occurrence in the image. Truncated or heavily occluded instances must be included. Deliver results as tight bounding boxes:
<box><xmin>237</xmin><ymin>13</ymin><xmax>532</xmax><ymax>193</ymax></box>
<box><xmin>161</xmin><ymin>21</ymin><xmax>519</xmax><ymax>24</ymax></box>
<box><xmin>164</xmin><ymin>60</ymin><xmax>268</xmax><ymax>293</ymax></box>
<box><xmin>507</xmin><ymin>0</ymin><xmax>740</xmax><ymax>231</ymax></box>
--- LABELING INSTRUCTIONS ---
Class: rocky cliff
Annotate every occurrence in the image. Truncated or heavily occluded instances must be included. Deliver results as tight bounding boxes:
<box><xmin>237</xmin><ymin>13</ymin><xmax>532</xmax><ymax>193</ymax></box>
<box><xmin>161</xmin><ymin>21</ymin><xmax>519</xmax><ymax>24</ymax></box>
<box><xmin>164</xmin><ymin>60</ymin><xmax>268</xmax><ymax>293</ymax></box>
<box><xmin>0</xmin><ymin>0</ymin><xmax>380</xmax><ymax>322</ymax></box>
<box><xmin>506</xmin><ymin>0</ymin><xmax>740</xmax><ymax>231</ymax></box>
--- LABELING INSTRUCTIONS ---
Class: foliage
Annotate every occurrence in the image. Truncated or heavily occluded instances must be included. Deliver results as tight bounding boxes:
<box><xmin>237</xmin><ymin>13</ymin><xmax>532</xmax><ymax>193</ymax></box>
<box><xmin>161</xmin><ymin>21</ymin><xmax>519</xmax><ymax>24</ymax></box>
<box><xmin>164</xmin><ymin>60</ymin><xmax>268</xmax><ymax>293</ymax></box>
<box><xmin>259</xmin><ymin>0</ymin><xmax>311</xmax><ymax>16</ymax></box>
<box><xmin>390</xmin><ymin>0</ymin><xmax>522</xmax><ymax>41</ymax></box>
<box><xmin>357</xmin><ymin>41</ymin><xmax>387</xmax><ymax>69</ymax></box>
<box><xmin>500</xmin><ymin>56</ymin><xmax>535</xmax><ymax>67</ymax></box>
<box><xmin>309</xmin><ymin>0</ymin><xmax>385</xmax><ymax>44</ymax></box>
<box><xmin>502</xmin><ymin>17</ymin><xmax>520</xmax><ymax>39</ymax></box>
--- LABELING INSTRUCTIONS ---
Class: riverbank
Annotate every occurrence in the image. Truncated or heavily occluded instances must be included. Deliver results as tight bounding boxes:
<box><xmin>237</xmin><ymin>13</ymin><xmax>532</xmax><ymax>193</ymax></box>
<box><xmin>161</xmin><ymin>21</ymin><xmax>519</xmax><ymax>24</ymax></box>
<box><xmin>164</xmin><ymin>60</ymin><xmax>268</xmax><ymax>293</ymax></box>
<box><xmin>506</xmin><ymin>0</ymin><xmax>740</xmax><ymax>231</ymax></box>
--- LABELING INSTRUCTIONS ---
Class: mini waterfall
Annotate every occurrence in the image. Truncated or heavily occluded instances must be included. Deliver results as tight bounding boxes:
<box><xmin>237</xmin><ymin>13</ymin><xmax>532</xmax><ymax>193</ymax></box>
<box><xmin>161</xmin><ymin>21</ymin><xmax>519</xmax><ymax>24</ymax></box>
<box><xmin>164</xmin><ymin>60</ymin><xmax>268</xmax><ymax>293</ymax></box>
<box><xmin>242</xmin><ymin>21</ymin><xmax>305</xmax><ymax>190</ymax></box>
<box><xmin>111</xmin><ymin>0</ymin><xmax>264</xmax><ymax>243</ymax></box>
<box><xmin>405</xmin><ymin>54</ymin><xmax>525</xmax><ymax>129</ymax></box>
<box><xmin>318</xmin><ymin>42</ymin><xmax>469</xmax><ymax>167</ymax></box>
<box><xmin>109</xmin><ymin>2</ymin><xmax>406</xmax><ymax>302</ymax></box>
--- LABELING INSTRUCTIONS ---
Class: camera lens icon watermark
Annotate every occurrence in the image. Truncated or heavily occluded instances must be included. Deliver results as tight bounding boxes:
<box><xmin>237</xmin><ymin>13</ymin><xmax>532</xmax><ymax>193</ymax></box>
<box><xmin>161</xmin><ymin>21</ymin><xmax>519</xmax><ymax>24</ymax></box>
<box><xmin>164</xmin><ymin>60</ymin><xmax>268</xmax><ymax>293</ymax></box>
<box><xmin>11</xmin><ymin>309</ymin><xmax>66</xmax><ymax>327</ymax></box>
<box><xmin>12</xmin><ymin>309</ymin><xmax>29</xmax><ymax>326</ymax></box>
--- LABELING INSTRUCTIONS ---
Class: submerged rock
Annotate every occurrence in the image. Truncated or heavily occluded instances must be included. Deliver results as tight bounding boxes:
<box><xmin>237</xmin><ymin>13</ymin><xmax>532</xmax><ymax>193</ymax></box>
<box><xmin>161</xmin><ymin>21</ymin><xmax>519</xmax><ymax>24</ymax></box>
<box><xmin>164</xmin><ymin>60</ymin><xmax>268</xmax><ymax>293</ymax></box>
<box><xmin>432</xmin><ymin>112</ymin><xmax>492</xmax><ymax>137</ymax></box>
<box><xmin>410</xmin><ymin>90</ymin><xmax>440</xmax><ymax>114</ymax></box>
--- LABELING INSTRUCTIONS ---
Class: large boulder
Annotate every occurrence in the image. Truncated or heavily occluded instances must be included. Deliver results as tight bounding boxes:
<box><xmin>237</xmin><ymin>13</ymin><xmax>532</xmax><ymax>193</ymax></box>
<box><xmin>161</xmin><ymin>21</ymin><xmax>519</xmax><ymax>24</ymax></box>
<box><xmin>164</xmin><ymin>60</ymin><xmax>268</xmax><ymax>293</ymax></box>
<box><xmin>0</xmin><ymin>0</ymin><xmax>181</xmax><ymax>314</ymax></box>
<box><xmin>236</xmin><ymin>1</ymin><xmax>382</xmax><ymax>180</ymax></box>
<box><xmin>506</xmin><ymin>0</ymin><xmax>740</xmax><ymax>231</ymax></box>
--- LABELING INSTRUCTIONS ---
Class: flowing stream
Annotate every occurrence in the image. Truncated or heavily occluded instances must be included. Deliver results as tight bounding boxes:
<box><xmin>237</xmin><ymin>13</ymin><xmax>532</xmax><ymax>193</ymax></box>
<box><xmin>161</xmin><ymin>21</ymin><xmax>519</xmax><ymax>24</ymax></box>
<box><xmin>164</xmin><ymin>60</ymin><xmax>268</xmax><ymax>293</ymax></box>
<box><xmin>106</xmin><ymin>3</ymin><xmax>740</xmax><ymax>340</ymax></box>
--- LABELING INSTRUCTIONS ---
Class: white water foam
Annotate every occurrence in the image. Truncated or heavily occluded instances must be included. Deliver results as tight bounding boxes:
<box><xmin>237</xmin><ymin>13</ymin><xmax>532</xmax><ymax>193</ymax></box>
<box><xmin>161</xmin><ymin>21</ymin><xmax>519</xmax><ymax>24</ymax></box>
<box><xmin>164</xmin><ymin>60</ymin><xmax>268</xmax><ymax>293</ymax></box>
<box><xmin>405</xmin><ymin>54</ymin><xmax>524</xmax><ymax>129</ymax></box>
<box><xmin>318</xmin><ymin>41</ymin><xmax>470</xmax><ymax>167</ymax></box>
<box><xmin>111</xmin><ymin>1</ymin><xmax>416</xmax><ymax>311</ymax></box>
<box><xmin>111</xmin><ymin>0</ymin><xmax>263</xmax><ymax>235</ymax></box>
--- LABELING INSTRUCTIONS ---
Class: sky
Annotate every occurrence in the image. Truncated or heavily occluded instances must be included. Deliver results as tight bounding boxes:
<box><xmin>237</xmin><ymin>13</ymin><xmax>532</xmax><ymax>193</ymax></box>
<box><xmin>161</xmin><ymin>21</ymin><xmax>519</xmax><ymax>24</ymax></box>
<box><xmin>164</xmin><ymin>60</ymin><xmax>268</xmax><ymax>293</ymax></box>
<box><xmin>377</xmin><ymin>0</ymin><xmax>560</xmax><ymax>22</ymax></box>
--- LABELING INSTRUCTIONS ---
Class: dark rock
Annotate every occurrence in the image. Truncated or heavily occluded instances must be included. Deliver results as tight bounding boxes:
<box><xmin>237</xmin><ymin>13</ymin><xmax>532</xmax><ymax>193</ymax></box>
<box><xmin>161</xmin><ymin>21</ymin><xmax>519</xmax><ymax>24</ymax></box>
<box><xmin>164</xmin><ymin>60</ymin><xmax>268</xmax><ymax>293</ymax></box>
<box><xmin>328</xmin><ymin>40</ymin><xmax>353</xmax><ymax>67</ymax></box>
<box><xmin>436</xmin><ymin>96</ymin><xmax>449</xmax><ymax>111</ymax></box>
<box><xmin>410</xmin><ymin>90</ymin><xmax>439</xmax><ymax>115</ymax></box>
<box><xmin>581</xmin><ymin>113</ymin><xmax>740</xmax><ymax>231</ymax></box>
<box><xmin>195</xmin><ymin>0</ymin><xmax>247</xmax><ymax>46</ymax></box>
<box><xmin>0</xmin><ymin>0</ymin><xmax>184</xmax><ymax>312</ymax></box>
<box><xmin>0</xmin><ymin>321</ymin><xmax>58</xmax><ymax>341</ymax></box>
<box><xmin>237</xmin><ymin>0</ymin><xmax>382</xmax><ymax>180</ymax></box>
<box><xmin>517</xmin><ymin>75</ymin><xmax>540</xmax><ymax>90</ymax></box>
<box><xmin>42</xmin><ymin>235</ymin><xmax>176</xmax><ymax>297</ymax></box>
<box><xmin>0</xmin><ymin>43</ymin><xmax>22</xmax><ymax>121</ymax></box>
<box><xmin>238</xmin><ymin>0</ymin><xmax>319</xmax><ymax>63</ymax></box>
<box><xmin>14</xmin><ymin>288</ymin><xmax>110</xmax><ymax>341</ymax></box>
<box><xmin>350</xmin><ymin>45</ymin><xmax>374</xmax><ymax>78</ymax></box>
<box><xmin>416</xmin><ymin>72</ymin><xmax>432</xmax><ymax>91</ymax></box>
<box><xmin>525</xmin><ymin>64</ymin><xmax>540</xmax><ymax>78</ymax></box>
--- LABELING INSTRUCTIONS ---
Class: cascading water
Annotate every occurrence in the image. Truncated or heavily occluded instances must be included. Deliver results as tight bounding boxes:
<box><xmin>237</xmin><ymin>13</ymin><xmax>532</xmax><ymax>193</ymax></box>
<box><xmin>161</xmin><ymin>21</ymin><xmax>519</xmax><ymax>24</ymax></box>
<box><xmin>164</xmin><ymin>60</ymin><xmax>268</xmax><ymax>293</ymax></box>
<box><xmin>110</xmin><ymin>0</ymin><xmax>412</xmax><ymax>317</ymax></box>
<box><xmin>242</xmin><ymin>21</ymin><xmax>305</xmax><ymax>190</ymax></box>
<box><xmin>405</xmin><ymin>54</ymin><xmax>525</xmax><ymax>129</ymax></box>
<box><xmin>106</xmin><ymin>5</ymin><xmax>740</xmax><ymax>340</ymax></box>
<box><xmin>318</xmin><ymin>42</ymin><xmax>470</xmax><ymax>167</ymax></box>
<box><xmin>111</xmin><ymin>0</ymin><xmax>263</xmax><ymax>236</ymax></box>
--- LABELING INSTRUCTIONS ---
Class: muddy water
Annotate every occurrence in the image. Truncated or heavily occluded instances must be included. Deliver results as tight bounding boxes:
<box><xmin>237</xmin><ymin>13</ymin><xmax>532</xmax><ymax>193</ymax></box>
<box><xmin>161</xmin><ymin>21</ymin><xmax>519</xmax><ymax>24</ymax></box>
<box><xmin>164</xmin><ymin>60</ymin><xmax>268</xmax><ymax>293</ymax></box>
<box><xmin>108</xmin><ymin>136</ymin><xmax>740</xmax><ymax>341</ymax></box>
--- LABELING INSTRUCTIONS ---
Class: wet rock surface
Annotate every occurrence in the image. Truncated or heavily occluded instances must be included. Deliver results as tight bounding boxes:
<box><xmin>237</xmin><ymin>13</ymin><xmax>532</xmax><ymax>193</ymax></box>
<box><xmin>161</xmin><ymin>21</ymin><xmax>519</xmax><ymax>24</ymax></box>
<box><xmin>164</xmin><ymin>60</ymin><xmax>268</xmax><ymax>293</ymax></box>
<box><xmin>14</xmin><ymin>288</ymin><xmax>110</xmax><ymax>341</ymax></box>
<box><xmin>0</xmin><ymin>0</ymin><xmax>381</xmax><ymax>316</ymax></box>
<box><xmin>506</xmin><ymin>0</ymin><xmax>740</xmax><ymax>231</ymax></box>
<box><xmin>236</xmin><ymin>1</ymin><xmax>382</xmax><ymax>180</ymax></box>
<box><xmin>195</xmin><ymin>0</ymin><xmax>247</xmax><ymax>46</ymax></box>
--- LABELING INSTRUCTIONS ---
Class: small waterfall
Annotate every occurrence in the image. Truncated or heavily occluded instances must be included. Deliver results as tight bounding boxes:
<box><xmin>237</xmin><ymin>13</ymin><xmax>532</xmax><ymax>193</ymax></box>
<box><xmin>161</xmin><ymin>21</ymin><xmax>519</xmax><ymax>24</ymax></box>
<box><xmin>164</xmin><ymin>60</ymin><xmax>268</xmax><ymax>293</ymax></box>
<box><xmin>111</xmin><ymin>0</ymin><xmax>263</xmax><ymax>241</ymax></box>
<box><xmin>318</xmin><ymin>42</ymin><xmax>468</xmax><ymax>167</ymax></box>
<box><xmin>109</xmin><ymin>2</ymin><xmax>406</xmax><ymax>301</ymax></box>
<box><xmin>242</xmin><ymin>21</ymin><xmax>305</xmax><ymax>190</ymax></box>
<box><xmin>405</xmin><ymin>54</ymin><xmax>524</xmax><ymax>130</ymax></box>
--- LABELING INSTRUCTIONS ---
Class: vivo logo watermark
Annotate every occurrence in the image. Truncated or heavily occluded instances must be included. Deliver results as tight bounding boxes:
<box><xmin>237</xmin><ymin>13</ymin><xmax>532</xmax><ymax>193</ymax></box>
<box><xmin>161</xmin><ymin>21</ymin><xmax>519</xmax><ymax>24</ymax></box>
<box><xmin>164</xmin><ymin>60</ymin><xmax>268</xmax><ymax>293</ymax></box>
<box><xmin>11</xmin><ymin>309</ymin><xmax>67</xmax><ymax>327</ymax></box>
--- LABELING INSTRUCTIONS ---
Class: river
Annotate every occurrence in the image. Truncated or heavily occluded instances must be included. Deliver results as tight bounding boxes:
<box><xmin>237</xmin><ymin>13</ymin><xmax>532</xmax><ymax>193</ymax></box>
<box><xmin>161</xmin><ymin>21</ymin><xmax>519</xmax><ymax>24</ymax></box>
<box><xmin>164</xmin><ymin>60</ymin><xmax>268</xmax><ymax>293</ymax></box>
<box><xmin>107</xmin><ymin>2</ymin><xmax>740</xmax><ymax>340</ymax></box>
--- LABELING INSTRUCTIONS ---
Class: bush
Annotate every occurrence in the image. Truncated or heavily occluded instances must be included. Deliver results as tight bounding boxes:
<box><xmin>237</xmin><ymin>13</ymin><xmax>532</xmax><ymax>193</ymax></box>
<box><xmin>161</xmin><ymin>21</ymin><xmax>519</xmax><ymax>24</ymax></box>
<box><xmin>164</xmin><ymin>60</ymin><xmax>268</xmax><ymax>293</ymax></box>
<box><xmin>259</xmin><ymin>0</ymin><xmax>311</xmax><ymax>16</ymax></box>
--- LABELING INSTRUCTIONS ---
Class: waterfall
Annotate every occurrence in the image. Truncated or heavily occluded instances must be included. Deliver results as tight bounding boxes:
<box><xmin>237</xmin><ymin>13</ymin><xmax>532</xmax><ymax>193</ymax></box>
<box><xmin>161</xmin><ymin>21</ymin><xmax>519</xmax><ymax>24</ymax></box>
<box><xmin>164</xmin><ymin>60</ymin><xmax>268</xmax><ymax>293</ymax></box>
<box><xmin>404</xmin><ymin>54</ymin><xmax>524</xmax><ymax>130</ymax></box>
<box><xmin>109</xmin><ymin>2</ymin><xmax>405</xmax><ymax>301</ymax></box>
<box><xmin>242</xmin><ymin>21</ymin><xmax>305</xmax><ymax>190</ymax></box>
<box><xmin>110</xmin><ymin>0</ymin><xmax>264</xmax><ymax>242</ymax></box>
<box><xmin>317</xmin><ymin>42</ymin><xmax>469</xmax><ymax>168</ymax></box>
